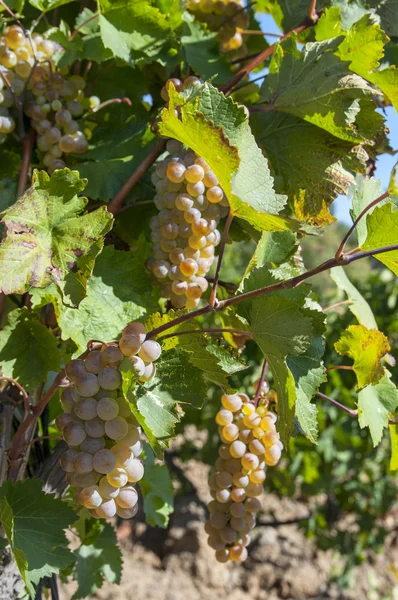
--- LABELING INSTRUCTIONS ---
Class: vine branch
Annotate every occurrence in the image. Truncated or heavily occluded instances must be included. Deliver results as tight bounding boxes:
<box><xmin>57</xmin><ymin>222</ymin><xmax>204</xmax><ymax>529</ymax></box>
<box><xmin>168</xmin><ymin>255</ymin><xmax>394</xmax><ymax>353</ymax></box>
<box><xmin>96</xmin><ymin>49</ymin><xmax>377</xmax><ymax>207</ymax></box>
<box><xmin>253</xmin><ymin>359</ymin><xmax>268</xmax><ymax>407</ymax></box>
<box><xmin>335</xmin><ymin>191</ymin><xmax>389</xmax><ymax>259</ymax></box>
<box><xmin>316</xmin><ymin>392</ymin><xmax>358</xmax><ymax>417</ymax></box>
<box><xmin>107</xmin><ymin>140</ymin><xmax>167</xmax><ymax>215</ymax></box>
<box><xmin>209</xmin><ymin>211</ymin><xmax>233</xmax><ymax>307</ymax></box>
<box><xmin>0</xmin><ymin>377</ymin><xmax>29</xmax><ymax>413</ymax></box>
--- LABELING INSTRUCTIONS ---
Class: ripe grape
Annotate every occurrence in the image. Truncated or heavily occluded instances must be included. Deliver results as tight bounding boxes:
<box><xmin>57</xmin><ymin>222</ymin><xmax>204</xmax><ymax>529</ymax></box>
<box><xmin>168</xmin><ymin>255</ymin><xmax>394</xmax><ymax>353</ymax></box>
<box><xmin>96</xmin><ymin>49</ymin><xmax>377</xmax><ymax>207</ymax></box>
<box><xmin>93</xmin><ymin>449</ymin><xmax>117</xmax><ymax>474</ymax></box>
<box><xmin>124</xmin><ymin>458</ymin><xmax>144</xmax><ymax>483</ymax></box>
<box><xmin>63</xmin><ymin>421</ymin><xmax>86</xmax><ymax>446</ymax></box>
<box><xmin>205</xmin><ymin>388</ymin><xmax>282</xmax><ymax>562</ymax></box>
<box><xmin>99</xmin><ymin>476</ymin><xmax>119</xmax><ymax>499</ymax></box>
<box><xmin>96</xmin><ymin>499</ymin><xmax>117</xmax><ymax>518</ymax></box>
<box><xmin>105</xmin><ymin>416</ymin><xmax>129</xmax><ymax>440</ymax></box>
<box><xmin>119</xmin><ymin>334</ymin><xmax>141</xmax><ymax>357</ymax></box>
<box><xmin>73</xmin><ymin>452</ymin><xmax>94</xmax><ymax>474</ymax></box>
<box><xmin>97</xmin><ymin>397</ymin><xmax>119</xmax><ymax>421</ymax></box>
<box><xmin>107</xmin><ymin>467</ymin><xmax>128</xmax><ymax>488</ymax></box>
<box><xmin>115</xmin><ymin>486</ymin><xmax>138</xmax><ymax>509</ymax></box>
<box><xmin>74</xmin><ymin>397</ymin><xmax>98</xmax><ymax>420</ymax></box>
<box><xmin>75</xmin><ymin>373</ymin><xmax>100</xmax><ymax>397</ymax></box>
<box><xmin>138</xmin><ymin>340</ymin><xmax>161</xmax><ymax>363</ymax></box>
<box><xmin>79</xmin><ymin>485</ymin><xmax>102</xmax><ymax>509</ymax></box>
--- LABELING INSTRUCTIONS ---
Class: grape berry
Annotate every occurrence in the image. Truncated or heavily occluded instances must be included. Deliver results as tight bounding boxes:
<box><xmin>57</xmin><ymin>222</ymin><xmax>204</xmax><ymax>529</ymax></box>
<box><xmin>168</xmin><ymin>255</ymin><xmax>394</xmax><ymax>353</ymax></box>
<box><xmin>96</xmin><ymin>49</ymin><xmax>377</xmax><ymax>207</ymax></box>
<box><xmin>57</xmin><ymin>321</ymin><xmax>162</xmax><ymax>520</ymax></box>
<box><xmin>205</xmin><ymin>386</ymin><xmax>282</xmax><ymax>562</ymax></box>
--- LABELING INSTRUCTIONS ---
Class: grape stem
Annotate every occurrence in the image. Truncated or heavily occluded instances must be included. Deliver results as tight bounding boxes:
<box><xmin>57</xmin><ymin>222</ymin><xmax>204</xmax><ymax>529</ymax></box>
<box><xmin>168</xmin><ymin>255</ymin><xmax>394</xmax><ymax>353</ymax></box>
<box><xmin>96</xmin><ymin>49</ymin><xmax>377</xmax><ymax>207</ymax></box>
<box><xmin>326</xmin><ymin>365</ymin><xmax>354</xmax><ymax>372</ymax></box>
<box><xmin>335</xmin><ymin>191</ymin><xmax>389</xmax><ymax>259</ymax></box>
<box><xmin>316</xmin><ymin>392</ymin><xmax>358</xmax><ymax>417</ymax></box>
<box><xmin>209</xmin><ymin>211</ymin><xmax>234</xmax><ymax>308</ymax></box>
<box><xmin>0</xmin><ymin>377</ymin><xmax>30</xmax><ymax>413</ymax></box>
<box><xmin>91</xmin><ymin>97</ymin><xmax>132</xmax><ymax>113</ymax></box>
<box><xmin>157</xmin><ymin>328</ymin><xmax>252</xmax><ymax>341</ymax></box>
<box><xmin>252</xmin><ymin>360</ymin><xmax>268</xmax><ymax>407</ymax></box>
<box><xmin>146</xmin><ymin>243</ymin><xmax>398</xmax><ymax>340</ymax></box>
<box><xmin>323</xmin><ymin>299</ymin><xmax>352</xmax><ymax>312</ymax></box>
<box><xmin>17</xmin><ymin>129</ymin><xmax>36</xmax><ymax>197</ymax></box>
<box><xmin>0</xmin><ymin>0</ymin><xmax>24</xmax><ymax>28</ymax></box>
<box><xmin>107</xmin><ymin>139</ymin><xmax>167</xmax><ymax>215</ymax></box>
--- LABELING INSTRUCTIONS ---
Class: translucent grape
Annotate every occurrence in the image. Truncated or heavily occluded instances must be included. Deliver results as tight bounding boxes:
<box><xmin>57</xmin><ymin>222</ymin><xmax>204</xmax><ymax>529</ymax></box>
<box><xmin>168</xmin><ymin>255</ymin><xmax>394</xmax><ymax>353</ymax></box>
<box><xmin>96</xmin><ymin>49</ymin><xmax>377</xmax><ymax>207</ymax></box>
<box><xmin>106</xmin><ymin>467</ymin><xmax>128</xmax><ymax>488</ymax></box>
<box><xmin>93</xmin><ymin>449</ymin><xmax>117</xmax><ymax>474</ymax></box>
<box><xmin>65</xmin><ymin>359</ymin><xmax>86</xmax><ymax>381</ymax></box>
<box><xmin>96</xmin><ymin>498</ymin><xmax>117</xmax><ymax>518</ymax></box>
<box><xmin>79</xmin><ymin>485</ymin><xmax>102</xmax><ymax>509</ymax></box>
<box><xmin>60</xmin><ymin>448</ymin><xmax>78</xmax><ymax>472</ymax></box>
<box><xmin>98</xmin><ymin>476</ymin><xmax>119</xmax><ymax>499</ymax></box>
<box><xmin>129</xmin><ymin>355</ymin><xmax>146</xmax><ymax>378</ymax></box>
<box><xmin>115</xmin><ymin>486</ymin><xmax>138</xmax><ymax>509</ymax></box>
<box><xmin>116</xmin><ymin>505</ymin><xmax>138</xmax><ymax>519</ymax></box>
<box><xmin>97</xmin><ymin>367</ymin><xmax>122</xmax><ymax>391</ymax></box>
<box><xmin>75</xmin><ymin>373</ymin><xmax>100</xmax><ymax>397</ymax></box>
<box><xmin>119</xmin><ymin>334</ymin><xmax>141</xmax><ymax>357</ymax></box>
<box><xmin>73</xmin><ymin>452</ymin><xmax>94</xmax><ymax>474</ymax></box>
<box><xmin>84</xmin><ymin>350</ymin><xmax>102</xmax><ymax>374</ymax></box>
<box><xmin>105</xmin><ymin>416</ymin><xmax>129</xmax><ymax>441</ymax></box>
<box><xmin>75</xmin><ymin>397</ymin><xmax>98</xmax><ymax>420</ymax></box>
<box><xmin>97</xmin><ymin>397</ymin><xmax>119</xmax><ymax>421</ymax></box>
<box><xmin>124</xmin><ymin>458</ymin><xmax>144</xmax><ymax>483</ymax></box>
<box><xmin>123</xmin><ymin>322</ymin><xmax>146</xmax><ymax>343</ymax></box>
<box><xmin>84</xmin><ymin>417</ymin><xmax>106</xmax><ymax>438</ymax></box>
<box><xmin>138</xmin><ymin>340</ymin><xmax>162</xmax><ymax>363</ymax></box>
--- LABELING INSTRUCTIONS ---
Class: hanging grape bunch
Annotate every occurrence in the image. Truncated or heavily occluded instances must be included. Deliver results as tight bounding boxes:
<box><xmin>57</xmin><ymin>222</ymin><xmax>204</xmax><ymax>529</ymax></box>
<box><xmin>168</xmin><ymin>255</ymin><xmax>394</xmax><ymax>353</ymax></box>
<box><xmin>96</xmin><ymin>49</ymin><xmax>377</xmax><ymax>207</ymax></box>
<box><xmin>147</xmin><ymin>137</ymin><xmax>229</xmax><ymax>309</ymax></box>
<box><xmin>0</xmin><ymin>25</ymin><xmax>99</xmax><ymax>173</ymax></box>
<box><xmin>56</xmin><ymin>322</ymin><xmax>162</xmax><ymax>519</ymax></box>
<box><xmin>187</xmin><ymin>0</ymin><xmax>248</xmax><ymax>54</ymax></box>
<box><xmin>205</xmin><ymin>384</ymin><xmax>283</xmax><ymax>563</ymax></box>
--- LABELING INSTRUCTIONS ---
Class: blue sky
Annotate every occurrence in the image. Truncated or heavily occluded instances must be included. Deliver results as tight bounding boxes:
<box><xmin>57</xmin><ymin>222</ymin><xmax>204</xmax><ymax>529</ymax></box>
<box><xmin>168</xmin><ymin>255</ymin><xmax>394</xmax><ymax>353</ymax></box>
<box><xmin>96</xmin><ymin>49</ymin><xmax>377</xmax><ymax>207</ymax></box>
<box><xmin>254</xmin><ymin>13</ymin><xmax>398</xmax><ymax>224</ymax></box>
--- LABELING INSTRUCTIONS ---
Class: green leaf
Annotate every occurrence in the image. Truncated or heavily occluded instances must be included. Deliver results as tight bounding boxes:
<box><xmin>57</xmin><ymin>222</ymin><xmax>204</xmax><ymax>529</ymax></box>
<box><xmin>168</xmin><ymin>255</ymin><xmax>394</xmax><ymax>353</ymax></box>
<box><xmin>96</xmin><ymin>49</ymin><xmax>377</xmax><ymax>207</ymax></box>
<box><xmin>362</xmin><ymin>202</ymin><xmax>398</xmax><ymax>275</ymax></box>
<box><xmin>31</xmin><ymin>243</ymin><xmax>158</xmax><ymax>354</ymax></box>
<box><xmin>358</xmin><ymin>373</ymin><xmax>398</xmax><ymax>446</ymax></box>
<box><xmin>0</xmin><ymin>308</ymin><xmax>61</xmax><ymax>391</ymax></box>
<box><xmin>0</xmin><ymin>169</ymin><xmax>113</xmax><ymax>306</ymax></box>
<box><xmin>0</xmin><ymin>479</ymin><xmax>76</xmax><ymax>597</ymax></box>
<box><xmin>159</xmin><ymin>83</ymin><xmax>296</xmax><ymax>233</ymax></box>
<box><xmin>335</xmin><ymin>324</ymin><xmax>390</xmax><ymax>389</ymax></box>
<box><xmin>349</xmin><ymin>176</ymin><xmax>390</xmax><ymax>246</ymax></box>
<box><xmin>389</xmin><ymin>424</ymin><xmax>398</xmax><ymax>471</ymax></box>
<box><xmin>260</xmin><ymin>36</ymin><xmax>380</xmax><ymax>142</ymax></box>
<box><xmin>72</xmin><ymin>523</ymin><xmax>122</xmax><ymax>599</ymax></box>
<box><xmin>243</xmin><ymin>229</ymin><xmax>298</xmax><ymax>280</ymax></box>
<box><xmin>145</xmin><ymin>311</ymin><xmax>246</xmax><ymax>390</ymax></box>
<box><xmin>267</xmin><ymin>355</ymin><xmax>297</xmax><ymax>445</ymax></box>
<box><xmin>330</xmin><ymin>266</ymin><xmax>378</xmax><ymax>328</ymax></box>
<box><xmin>287</xmin><ymin>308</ymin><xmax>327</xmax><ymax>444</ymax></box>
<box><xmin>315</xmin><ymin>7</ymin><xmax>342</xmax><ymax>41</ymax></box>
<box><xmin>251</xmin><ymin>111</ymin><xmax>368</xmax><ymax>225</ymax></box>
<box><xmin>140</xmin><ymin>442</ymin><xmax>174</xmax><ymax>527</ymax></box>
<box><xmin>98</xmin><ymin>0</ymin><xmax>177</xmax><ymax>66</ymax></box>
<box><xmin>122</xmin><ymin>348</ymin><xmax>210</xmax><ymax>455</ymax></box>
<box><xmin>180</xmin><ymin>14</ymin><xmax>232</xmax><ymax>84</ymax></box>
<box><xmin>29</xmin><ymin>0</ymin><xmax>74</xmax><ymax>11</ymax></box>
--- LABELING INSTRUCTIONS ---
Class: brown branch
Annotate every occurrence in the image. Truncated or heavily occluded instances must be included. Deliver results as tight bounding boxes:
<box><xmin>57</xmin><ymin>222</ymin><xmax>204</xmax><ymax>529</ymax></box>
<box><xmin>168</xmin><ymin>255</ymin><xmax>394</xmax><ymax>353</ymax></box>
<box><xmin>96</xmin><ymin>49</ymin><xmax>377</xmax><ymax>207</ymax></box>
<box><xmin>307</xmin><ymin>0</ymin><xmax>318</xmax><ymax>21</ymax></box>
<box><xmin>107</xmin><ymin>140</ymin><xmax>166</xmax><ymax>215</ymax></box>
<box><xmin>17</xmin><ymin>129</ymin><xmax>36</xmax><ymax>197</ymax></box>
<box><xmin>0</xmin><ymin>377</ymin><xmax>30</xmax><ymax>412</ymax></box>
<box><xmin>323</xmin><ymin>299</ymin><xmax>352</xmax><ymax>312</ymax></box>
<box><xmin>335</xmin><ymin>191</ymin><xmax>389</xmax><ymax>259</ymax></box>
<box><xmin>157</xmin><ymin>328</ymin><xmax>252</xmax><ymax>342</ymax></box>
<box><xmin>210</xmin><ymin>211</ymin><xmax>233</xmax><ymax>307</ymax></box>
<box><xmin>253</xmin><ymin>359</ymin><xmax>268</xmax><ymax>407</ymax></box>
<box><xmin>316</xmin><ymin>392</ymin><xmax>358</xmax><ymax>418</ymax></box>
<box><xmin>220</xmin><ymin>12</ymin><xmax>320</xmax><ymax>94</ymax></box>
<box><xmin>326</xmin><ymin>365</ymin><xmax>353</xmax><ymax>372</ymax></box>
<box><xmin>240</xmin><ymin>30</ymin><xmax>283</xmax><ymax>37</ymax></box>
<box><xmin>91</xmin><ymin>97</ymin><xmax>132</xmax><ymax>113</ymax></box>
<box><xmin>146</xmin><ymin>243</ymin><xmax>398</xmax><ymax>340</ymax></box>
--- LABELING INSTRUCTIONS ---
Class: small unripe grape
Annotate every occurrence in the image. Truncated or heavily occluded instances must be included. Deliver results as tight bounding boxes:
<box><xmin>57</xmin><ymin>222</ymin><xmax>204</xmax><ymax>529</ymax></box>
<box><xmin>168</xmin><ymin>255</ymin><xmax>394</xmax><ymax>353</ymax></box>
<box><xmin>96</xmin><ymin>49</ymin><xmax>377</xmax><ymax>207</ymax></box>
<box><xmin>106</xmin><ymin>467</ymin><xmax>128</xmax><ymax>488</ymax></box>
<box><xmin>115</xmin><ymin>486</ymin><xmax>138</xmax><ymax>509</ymax></box>
<box><xmin>75</xmin><ymin>373</ymin><xmax>100</xmax><ymax>397</ymax></box>
<box><xmin>105</xmin><ymin>416</ymin><xmax>129</xmax><ymax>441</ymax></box>
<box><xmin>98</xmin><ymin>367</ymin><xmax>122</xmax><ymax>391</ymax></box>
<box><xmin>215</xmin><ymin>409</ymin><xmax>233</xmax><ymax>426</ymax></box>
<box><xmin>63</xmin><ymin>421</ymin><xmax>86</xmax><ymax>446</ymax></box>
<box><xmin>96</xmin><ymin>498</ymin><xmax>117</xmax><ymax>518</ymax></box>
<box><xmin>74</xmin><ymin>452</ymin><xmax>94</xmax><ymax>474</ymax></box>
<box><xmin>221</xmin><ymin>394</ymin><xmax>242</xmax><ymax>412</ymax></box>
<box><xmin>84</xmin><ymin>417</ymin><xmax>106</xmax><ymax>438</ymax></box>
<box><xmin>65</xmin><ymin>359</ymin><xmax>86</xmax><ymax>381</ymax></box>
<box><xmin>80</xmin><ymin>436</ymin><xmax>105</xmax><ymax>454</ymax></box>
<box><xmin>119</xmin><ymin>334</ymin><xmax>141</xmax><ymax>357</ymax></box>
<box><xmin>138</xmin><ymin>340</ymin><xmax>161</xmax><ymax>363</ymax></box>
<box><xmin>97</xmin><ymin>397</ymin><xmax>119</xmax><ymax>421</ymax></box>
<box><xmin>75</xmin><ymin>397</ymin><xmax>98</xmax><ymax>421</ymax></box>
<box><xmin>99</xmin><ymin>476</ymin><xmax>119</xmax><ymax>499</ymax></box>
<box><xmin>60</xmin><ymin>448</ymin><xmax>78</xmax><ymax>472</ymax></box>
<box><xmin>116</xmin><ymin>505</ymin><xmax>138</xmax><ymax>519</ymax></box>
<box><xmin>129</xmin><ymin>355</ymin><xmax>146</xmax><ymax>377</ymax></box>
<box><xmin>124</xmin><ymin>459</ymin><xmax>144</xmax><ymax>483</ymax></box>
<box><xmin>84</xmin><ymin>350</ymin><xmax>102</xmax><ymax>374</ymax></box>
<box><xmin>79</xmin><ymin>485</ymin><xmax>102</xmax><ymax>509</ymax></box>
<box><xmin>93</xmin><ymin>449</ymin><xmax>117</xmax><ymax>474</ymax></box>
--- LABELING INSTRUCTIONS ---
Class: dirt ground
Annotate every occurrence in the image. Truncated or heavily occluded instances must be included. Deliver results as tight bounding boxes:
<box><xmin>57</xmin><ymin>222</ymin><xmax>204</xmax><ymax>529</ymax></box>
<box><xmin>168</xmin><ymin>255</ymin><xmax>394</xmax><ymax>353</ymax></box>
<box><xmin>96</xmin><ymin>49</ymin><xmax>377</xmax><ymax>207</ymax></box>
<box><xmin>59</xmin><ymin>453</ymin><xmax>398</xmax><ymax>600</ymax></box>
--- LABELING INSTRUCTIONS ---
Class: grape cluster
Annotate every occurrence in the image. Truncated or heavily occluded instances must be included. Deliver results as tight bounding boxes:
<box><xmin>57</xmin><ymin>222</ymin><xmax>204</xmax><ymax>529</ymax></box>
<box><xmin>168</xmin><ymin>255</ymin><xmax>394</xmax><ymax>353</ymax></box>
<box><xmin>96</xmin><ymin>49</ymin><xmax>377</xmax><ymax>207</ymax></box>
<box><xmin>0</xmin><ymin>24</ymin><xmax>98</xmax><ymax>173</ymax></box>
<box><xmin>205</xmin><ymin>388</ymin><xmax>282</xmax><ymax>563</ymax></box>
<box><xmin>147</xmin><ymin>139</ymin><xmax>229</xmax><ymax>309</ymax></box>
<box><xmin>57</xmin><ymin>322</ymin><xmax>162</xmax><ymax>519</ymax></box>
<box><xmin>187</xmin><ymin>0</ymin><xmax>248</xmax><ymax>54</ymax></box>
<box><xmin>160</xmin><ymin>75</ymin><xmax>202</xmax><ymax>102</ymax></box>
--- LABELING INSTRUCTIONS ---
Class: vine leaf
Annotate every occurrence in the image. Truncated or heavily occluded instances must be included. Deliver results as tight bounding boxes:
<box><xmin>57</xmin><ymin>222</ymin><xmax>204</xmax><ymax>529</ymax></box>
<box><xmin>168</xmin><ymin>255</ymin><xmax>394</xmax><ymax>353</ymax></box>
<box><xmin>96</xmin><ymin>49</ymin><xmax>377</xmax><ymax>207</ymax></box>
<box><xmin>72</xmin><ymin>523</ymin><xmax>122</xmax><ymax>599</ymax></box>
<box><xmin>0</xmin><ymin>308</ymin><xmax>61</xmax><ymax>391</ymax></box>
<box><xmin>358</xmin><ymin>373</ymin><xmax>398</xmax><ymax>446</ymax></box>
<box><xmin>335</xmin><ymin>325</ymin><xmax>390</xmax><ymax>389</ymax></box>
<box><xmin>31</xmin><ymin>243</ymin><xmax>158</xmax><ymax>355</ymax></box>
<box><xmin>330</xmin><ymin>267</ymin><xmax>377</xmax><ymax>329</ymax></box>
<box><xmin>260</xmin><ymin>36</ymin><xmax>380</xmax><ymax>143</ymax></box>
<box><xmin>145</xmin><ymin>311</ymin><xmax>246</xmax><ymax>390</ymax></box>
<box><xmin>159</xmin><ymin>83</ymin><xmax>296</xmax><ymax>233</ymax></box>
<box><xmin>0</xmin><ymin>479</ymin><xmax>76</xmax><ymax>598</ymax></box>
<box><xmin>0</xmin><ymin>169</ymin><xmax>113</xmax><ymax>306</ymax></box>
<box><xmin>362</xmin><ymin>203</ymin><xmax>398</xmax><ymax>275</ymax></box>
<box><xmin>122</xmin><ymin>348</ymin><xmax>210</xmax><ymax>455</ymax></box>
<box><xmin>141</xmin><ymin>442</ymin><xmax>174</xmax><ymax>528</ymax></box>
<box><xmin>390</xmin><ymin>424</ymin><xmax>398</xmax><ymax>471</ymax></box>
<box><xmin>29</xmin><ymin>0</ymin><xmax>74</xmax><ymax>12</ymax></box>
